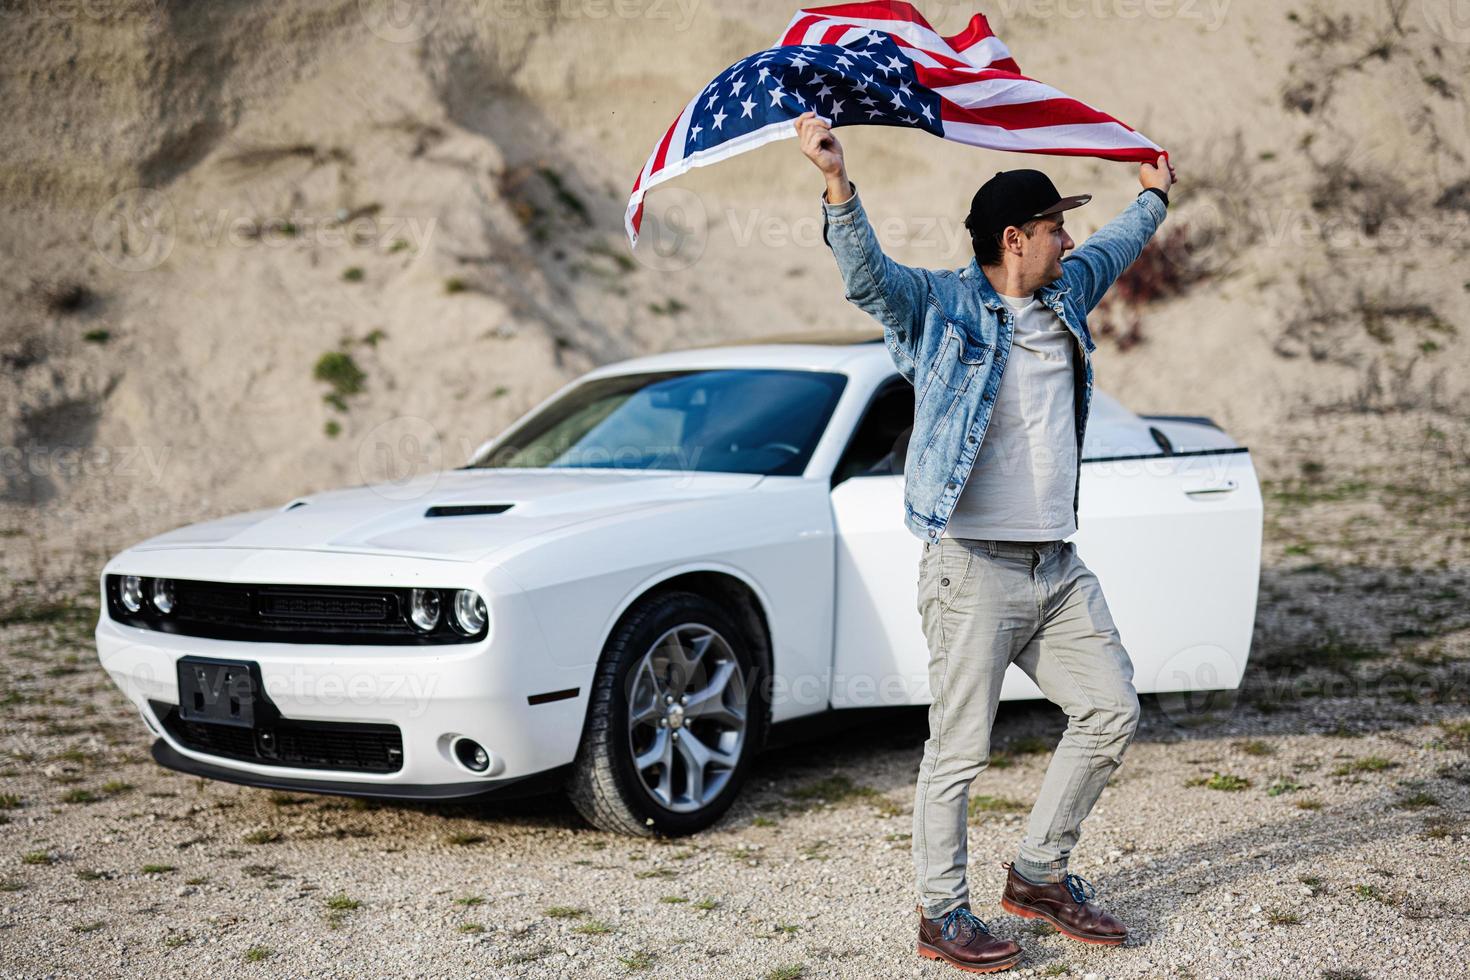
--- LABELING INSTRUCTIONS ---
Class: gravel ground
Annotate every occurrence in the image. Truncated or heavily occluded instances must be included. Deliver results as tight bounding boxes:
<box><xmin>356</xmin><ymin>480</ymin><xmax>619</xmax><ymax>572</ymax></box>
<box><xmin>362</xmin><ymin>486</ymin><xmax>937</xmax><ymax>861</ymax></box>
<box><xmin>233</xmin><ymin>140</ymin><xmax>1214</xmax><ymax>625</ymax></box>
<box><xmin>2</xmin><ymin>412</ymin><xmax>1468</xmax><ymax>980</ymax></box>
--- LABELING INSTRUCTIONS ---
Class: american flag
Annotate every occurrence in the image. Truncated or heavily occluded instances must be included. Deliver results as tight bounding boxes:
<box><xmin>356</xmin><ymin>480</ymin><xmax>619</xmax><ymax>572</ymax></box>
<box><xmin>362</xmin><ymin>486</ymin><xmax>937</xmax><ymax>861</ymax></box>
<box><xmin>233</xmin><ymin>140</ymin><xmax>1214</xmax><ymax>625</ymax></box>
<box><xmin>626</xmin><ymin>1</ymin><xmax>1164</xmax><ymax>246</ymax></box>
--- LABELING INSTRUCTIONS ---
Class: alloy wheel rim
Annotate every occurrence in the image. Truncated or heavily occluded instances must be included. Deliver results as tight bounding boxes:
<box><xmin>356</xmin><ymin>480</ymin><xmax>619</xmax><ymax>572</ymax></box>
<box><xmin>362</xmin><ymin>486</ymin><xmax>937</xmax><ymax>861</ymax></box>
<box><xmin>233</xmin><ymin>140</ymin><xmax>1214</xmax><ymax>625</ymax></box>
<box><xmin>625</xmin><ymin>622</ymin><xmax>748</xmax><ymax>813</ymax></box>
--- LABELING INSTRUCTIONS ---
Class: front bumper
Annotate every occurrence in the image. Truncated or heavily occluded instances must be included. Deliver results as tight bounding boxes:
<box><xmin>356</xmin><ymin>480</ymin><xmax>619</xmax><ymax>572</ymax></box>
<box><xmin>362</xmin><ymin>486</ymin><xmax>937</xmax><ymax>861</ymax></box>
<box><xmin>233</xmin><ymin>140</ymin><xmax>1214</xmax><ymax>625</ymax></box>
<box><xmin>95</xmin><ymin>559</ymin><xmax>593</xmax><ymax>794</ymax></box>
<box><xmin>150</xmin><ymin>740</ymin><xmax>570</xmax><ymax>801</ymax></box>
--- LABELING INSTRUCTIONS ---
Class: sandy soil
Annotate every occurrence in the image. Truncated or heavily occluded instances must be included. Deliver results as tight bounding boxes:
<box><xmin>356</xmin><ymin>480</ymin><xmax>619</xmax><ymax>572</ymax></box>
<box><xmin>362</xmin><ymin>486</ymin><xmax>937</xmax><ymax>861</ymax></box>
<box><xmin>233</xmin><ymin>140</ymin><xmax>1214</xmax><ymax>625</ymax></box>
<box><xmin>2</xmin><ymin>1</ymin><xmax>1469</xmax><ymax>976</ymax></box>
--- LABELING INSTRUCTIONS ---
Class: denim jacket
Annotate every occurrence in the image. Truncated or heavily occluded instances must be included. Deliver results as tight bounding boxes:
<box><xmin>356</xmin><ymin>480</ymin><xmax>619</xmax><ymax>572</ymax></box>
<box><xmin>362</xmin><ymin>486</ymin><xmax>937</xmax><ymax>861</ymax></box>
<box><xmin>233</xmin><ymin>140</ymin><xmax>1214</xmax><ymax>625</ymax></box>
<box><xmin>821</xmin><ymin>183</ymin><xmax>1167</xmax><ymax>543</ymax></box>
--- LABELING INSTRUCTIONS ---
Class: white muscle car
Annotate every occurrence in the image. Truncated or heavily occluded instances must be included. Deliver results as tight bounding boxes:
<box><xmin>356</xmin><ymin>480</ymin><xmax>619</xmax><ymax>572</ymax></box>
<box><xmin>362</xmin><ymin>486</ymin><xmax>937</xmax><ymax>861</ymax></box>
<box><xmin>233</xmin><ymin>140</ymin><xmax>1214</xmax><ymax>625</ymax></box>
<box><xmin>95</xmin><ymin>339</ymin><xmax>1262</xmax><ymax>835</ymax></box>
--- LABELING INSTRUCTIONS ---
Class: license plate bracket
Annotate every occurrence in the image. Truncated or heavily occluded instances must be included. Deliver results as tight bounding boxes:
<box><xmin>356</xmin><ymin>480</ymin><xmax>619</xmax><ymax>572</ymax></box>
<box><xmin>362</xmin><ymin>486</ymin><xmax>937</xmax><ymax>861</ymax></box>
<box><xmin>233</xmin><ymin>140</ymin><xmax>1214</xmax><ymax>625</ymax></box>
<box><xmin>176</xmin><ymin>657</ymin><xmax>260</xmax><ymax>728</ymax></box>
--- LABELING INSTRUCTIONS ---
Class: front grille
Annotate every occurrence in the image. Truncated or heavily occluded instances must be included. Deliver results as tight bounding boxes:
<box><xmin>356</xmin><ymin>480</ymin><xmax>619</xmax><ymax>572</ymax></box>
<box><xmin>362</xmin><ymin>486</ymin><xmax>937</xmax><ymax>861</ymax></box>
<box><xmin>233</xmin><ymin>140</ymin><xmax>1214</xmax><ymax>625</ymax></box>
<box><xmin>106</xmin><ymin>577</ymin><xmax>484</xmax><ymax>645</ymax></box>
<box><xmin>153</xmin><ymin>701</ymin><xmax>404</xmax><ymax>774</ymax></box>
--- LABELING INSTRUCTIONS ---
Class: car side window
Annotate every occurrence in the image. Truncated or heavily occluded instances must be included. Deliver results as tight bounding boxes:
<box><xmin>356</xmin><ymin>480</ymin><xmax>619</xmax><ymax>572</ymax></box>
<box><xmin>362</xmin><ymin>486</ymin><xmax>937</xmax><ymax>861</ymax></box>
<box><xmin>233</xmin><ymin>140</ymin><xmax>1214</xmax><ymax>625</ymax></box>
<box><xmin>831</xmin><ymin>379</ymin><xmax>915</xmax><ymax>487</ymax></box>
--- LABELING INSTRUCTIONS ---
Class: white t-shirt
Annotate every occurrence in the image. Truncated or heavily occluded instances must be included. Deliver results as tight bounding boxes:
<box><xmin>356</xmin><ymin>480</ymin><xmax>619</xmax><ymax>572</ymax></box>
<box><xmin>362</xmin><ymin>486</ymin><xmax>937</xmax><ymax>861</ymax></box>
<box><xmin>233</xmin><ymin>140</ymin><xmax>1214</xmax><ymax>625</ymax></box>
<box><xmin>943</xmin><ymin>290</ymin><xmax>1078</xmax><ymax>542</ymax></box>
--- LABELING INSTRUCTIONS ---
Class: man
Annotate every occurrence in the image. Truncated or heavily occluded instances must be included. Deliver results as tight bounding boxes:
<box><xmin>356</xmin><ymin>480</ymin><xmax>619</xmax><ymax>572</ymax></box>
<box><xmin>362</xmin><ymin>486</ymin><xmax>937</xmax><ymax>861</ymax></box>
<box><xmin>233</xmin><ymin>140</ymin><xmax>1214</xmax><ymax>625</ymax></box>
<box><xmin>795</xmin><ymin>110</ymin><xmax>1174</xmax><ymax>975</ymax></box>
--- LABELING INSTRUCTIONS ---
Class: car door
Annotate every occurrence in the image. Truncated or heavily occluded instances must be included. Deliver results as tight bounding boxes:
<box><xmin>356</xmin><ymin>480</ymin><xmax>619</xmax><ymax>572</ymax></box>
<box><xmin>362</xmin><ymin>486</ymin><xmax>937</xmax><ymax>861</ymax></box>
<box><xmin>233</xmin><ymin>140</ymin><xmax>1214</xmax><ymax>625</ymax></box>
<box><xmin>827</xmin><ymin>379</ymin><xmax>930</xmax><ymax>708</ymax></box>
<box><xmin>1070</xmin><ymin>400</ymin><xmax>1263</xmax><ymax>699</ymax></box>
<box><xmin>828</xmin><ymin>382</ymin><xmax>1262</xmax><ymax>709</ymax></box>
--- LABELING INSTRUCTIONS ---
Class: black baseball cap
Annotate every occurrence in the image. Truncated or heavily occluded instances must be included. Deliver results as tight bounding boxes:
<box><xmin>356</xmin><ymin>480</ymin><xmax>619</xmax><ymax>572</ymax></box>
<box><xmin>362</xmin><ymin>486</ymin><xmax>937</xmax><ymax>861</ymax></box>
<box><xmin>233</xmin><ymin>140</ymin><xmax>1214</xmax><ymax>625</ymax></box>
<box><xmin>964</xmin><ymin>169</ymin><xmax>1091</xmax><ymax>240</ymax></box>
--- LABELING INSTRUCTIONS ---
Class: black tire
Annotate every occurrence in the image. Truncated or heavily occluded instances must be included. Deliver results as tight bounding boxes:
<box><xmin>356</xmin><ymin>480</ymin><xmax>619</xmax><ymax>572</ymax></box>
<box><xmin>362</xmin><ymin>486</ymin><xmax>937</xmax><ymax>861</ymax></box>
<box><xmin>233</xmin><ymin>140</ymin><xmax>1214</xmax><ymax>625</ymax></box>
<box><xmin>567</xmin><ymin>591</ymin><xmax>767</xmax><ymax>836</ymax></box>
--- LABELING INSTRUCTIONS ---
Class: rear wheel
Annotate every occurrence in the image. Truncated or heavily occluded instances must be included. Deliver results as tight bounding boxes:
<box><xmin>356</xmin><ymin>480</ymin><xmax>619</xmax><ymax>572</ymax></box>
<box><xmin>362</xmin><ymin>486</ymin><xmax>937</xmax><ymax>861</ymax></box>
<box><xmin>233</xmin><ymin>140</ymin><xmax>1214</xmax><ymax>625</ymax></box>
<box><xmin>568</xmin><ymin>591</ymin><xmax>765</xmax><ymax>836</ymax></box>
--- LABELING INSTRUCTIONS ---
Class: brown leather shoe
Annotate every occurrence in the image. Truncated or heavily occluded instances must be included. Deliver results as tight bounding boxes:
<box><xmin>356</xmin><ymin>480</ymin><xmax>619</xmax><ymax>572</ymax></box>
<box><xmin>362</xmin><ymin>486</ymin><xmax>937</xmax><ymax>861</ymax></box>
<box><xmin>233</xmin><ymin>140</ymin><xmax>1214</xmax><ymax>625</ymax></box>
<box><xmin>916</xmin><ymin>904</ymin><xmax>1022</xmax><ymax>973</ymax></box>
<box><xmin>999</xmin><ymin>863</ymin><xmax>1127</xmax><ymax>946</ymax></box>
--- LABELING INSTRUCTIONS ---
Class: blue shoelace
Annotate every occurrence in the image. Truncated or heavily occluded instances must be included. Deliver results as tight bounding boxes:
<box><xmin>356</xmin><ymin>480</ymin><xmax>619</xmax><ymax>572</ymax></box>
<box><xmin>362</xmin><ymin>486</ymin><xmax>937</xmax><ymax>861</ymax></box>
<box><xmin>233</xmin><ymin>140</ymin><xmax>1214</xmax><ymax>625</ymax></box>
<box><xmin>939</xmin><ymin>906</ymin><xmax>993</xmax><ymax>943</ymax></box>
<box><xmin>1063</xmin><ymin>873</ymin><xmax>1098</xmax><ymax>905</ymax></box>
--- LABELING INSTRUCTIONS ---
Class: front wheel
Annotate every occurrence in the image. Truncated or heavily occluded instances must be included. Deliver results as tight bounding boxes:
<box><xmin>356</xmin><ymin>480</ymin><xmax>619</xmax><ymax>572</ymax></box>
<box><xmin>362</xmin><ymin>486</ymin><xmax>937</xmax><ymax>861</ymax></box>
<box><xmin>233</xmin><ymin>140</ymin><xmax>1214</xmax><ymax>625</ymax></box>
<box><xmin>567</xmin><ymin>591</ymin><xmax>766</xmax><ymax>836</ymax></box>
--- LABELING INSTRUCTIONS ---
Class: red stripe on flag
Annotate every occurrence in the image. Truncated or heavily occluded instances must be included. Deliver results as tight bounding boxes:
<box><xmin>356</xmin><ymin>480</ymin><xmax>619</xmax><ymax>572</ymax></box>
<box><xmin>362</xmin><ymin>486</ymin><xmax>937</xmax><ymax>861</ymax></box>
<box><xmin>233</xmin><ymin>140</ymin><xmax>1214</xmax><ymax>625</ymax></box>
<box><xmin>820</xmin><ymin>23</ymin><xmax>851</xmax><ymax>44</ymax></box>
<box><xmin>781</xmin><ymin>13</ymin><xmax>824</xmax><ymax>45</ymax></box>
<box><xmin>939</xmin><ymin>96</ymin><xmax>1132</xmax><ymax>132</ymax></box>
<box><xmin>799</xmin><ymin>1</ymin><xmax>926</xmax><ymax>25</ymax></box>
<box><xmin>648</xmin><ymin>115</ymin><xmax>682</xmax><ymax>177</ymax></box>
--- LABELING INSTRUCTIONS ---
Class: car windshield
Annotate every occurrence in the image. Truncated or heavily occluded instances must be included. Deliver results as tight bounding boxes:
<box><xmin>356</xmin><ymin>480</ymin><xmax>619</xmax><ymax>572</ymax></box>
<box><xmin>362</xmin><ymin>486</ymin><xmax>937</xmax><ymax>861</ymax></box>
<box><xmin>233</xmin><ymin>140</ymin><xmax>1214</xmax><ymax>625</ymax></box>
<box><xmin>469</xmin><ymin>369</ymin><xmax>848</xmax><ymax>476</ymax></box>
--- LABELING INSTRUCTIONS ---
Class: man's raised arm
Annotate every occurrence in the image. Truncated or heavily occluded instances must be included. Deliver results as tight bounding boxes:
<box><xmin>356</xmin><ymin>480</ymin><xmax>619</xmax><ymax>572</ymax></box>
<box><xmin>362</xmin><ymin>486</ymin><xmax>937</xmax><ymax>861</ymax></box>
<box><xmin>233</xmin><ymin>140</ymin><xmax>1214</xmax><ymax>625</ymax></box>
<box><xmin>796</xmin><ymin>111</ymin><xmax>929</xmax><ymax>380</ymax></box>
<box><xmin>1062</xmin><ymin>155</ymin><xmax>1177</xmax><ymax>313</ymax></box>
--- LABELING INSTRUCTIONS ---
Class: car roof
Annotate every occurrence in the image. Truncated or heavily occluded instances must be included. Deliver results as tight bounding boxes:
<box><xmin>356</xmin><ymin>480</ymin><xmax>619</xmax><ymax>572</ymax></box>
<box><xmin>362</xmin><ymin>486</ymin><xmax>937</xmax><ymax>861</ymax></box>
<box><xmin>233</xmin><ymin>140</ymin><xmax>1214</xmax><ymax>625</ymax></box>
<box><xmin>580</xmin><ymin>339</ymin><xmax>890</xmax><ymax>379</ymax></box>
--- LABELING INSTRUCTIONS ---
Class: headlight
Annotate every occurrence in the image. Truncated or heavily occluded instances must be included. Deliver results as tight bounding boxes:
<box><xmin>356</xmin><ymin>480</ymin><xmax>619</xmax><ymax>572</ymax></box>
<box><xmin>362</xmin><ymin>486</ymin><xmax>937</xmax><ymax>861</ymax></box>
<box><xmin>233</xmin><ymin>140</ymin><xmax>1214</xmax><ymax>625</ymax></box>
<box><xmin>408</xmin><ymin>588</ymin><xmax>441</xmax><ymax>631</ymax></box>
<box><xmin>120</xmin><ymin>575</ymin><xmax>144</xmax><ymax>613</ymax></box>
<box><xmin>452</xmin><ymin>590</ymin><xmax>488</xmax><ymax>635</ymax></box>
<box><xmin>151</xmin><ymin>578</ymin><xmax>176</xmax><ymax>615</ymax></box>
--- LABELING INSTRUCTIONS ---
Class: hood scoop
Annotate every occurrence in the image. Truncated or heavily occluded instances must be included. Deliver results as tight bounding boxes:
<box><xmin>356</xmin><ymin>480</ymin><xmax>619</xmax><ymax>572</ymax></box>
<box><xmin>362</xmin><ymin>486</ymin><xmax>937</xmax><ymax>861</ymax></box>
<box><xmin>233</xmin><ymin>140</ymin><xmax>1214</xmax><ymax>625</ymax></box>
<box><xmin>424</xmin><ymin>503</ymin><xmax>515</xmax><ymax>518</ymax></box>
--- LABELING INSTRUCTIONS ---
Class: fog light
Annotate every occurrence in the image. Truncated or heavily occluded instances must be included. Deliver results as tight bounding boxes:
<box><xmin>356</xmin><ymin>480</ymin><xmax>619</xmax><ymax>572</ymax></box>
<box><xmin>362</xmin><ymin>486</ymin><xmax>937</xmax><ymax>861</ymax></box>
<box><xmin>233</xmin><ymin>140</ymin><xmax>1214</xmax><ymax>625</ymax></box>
<box><xmin>409</xmin><ymin>588</ymin><xmax>441</xmax><ymax>631</ymax></box>
<box><xmin>452</xmin><ymin>590</ymin><xmax>487</xmax><ymax>635</ymax></box>
<box><xmin>120</xmin><ymin>575</ymin><xmax>143</xmax><ymax>613</ymax></box>
<box><xmin>453</xmin><ymin>737</ymin><xmax>490</xmax><ymax>773</ymax></box>
<box><xmin>151</xmin><ymin>578</ymin><xmax>176</xmax><ymax>615</ymax></box>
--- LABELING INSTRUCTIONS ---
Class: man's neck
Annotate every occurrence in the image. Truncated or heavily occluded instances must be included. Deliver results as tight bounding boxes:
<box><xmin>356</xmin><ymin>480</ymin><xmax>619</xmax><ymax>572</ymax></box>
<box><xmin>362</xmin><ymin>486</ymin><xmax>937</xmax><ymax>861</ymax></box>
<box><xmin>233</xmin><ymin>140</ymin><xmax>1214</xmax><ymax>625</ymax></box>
<box><xmin>981</xmin><ymin>263</ymin><xmax>1038</xmax><ymax>299</ymax></box>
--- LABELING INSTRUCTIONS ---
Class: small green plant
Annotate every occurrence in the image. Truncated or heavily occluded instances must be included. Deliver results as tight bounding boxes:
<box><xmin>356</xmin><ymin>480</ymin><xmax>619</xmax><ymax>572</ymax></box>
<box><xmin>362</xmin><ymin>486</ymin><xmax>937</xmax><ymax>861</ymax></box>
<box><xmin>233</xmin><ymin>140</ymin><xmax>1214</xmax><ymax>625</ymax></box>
<box><xmin>313</xmin><ymin>350</ymin><xmax>367</xmax><ymax>412</ymax></box>
<box><xmin>342</xmin><ymin>266</ymin><xmax>365</xmax><ymax>282</ymax></box>
<box><xmin>765</xmin><ymin>966</ymin><xmax>805</xmax><ymax>980</ymax></box>
<box><xmin>361</xmin><ymin>328</ymin><xmax>387</xmax><ymax>347</ymax></box>
<box><xmin>71</xmin><ymin>920</ymin><xmax>105</xmax><ymax>933</ymax></box>
<box><xmin>21</xmin><ymin>852</ymin><xmax>54</xmax><ymax>865</ymax></box>
<box><xmin>324</xmin><ymin>420</ymin><xmax>341</xmax><ymax>438</ymax></box>
<box><xmin>457</xmin><ymin>923</ymin><xmax>484</xmax><ymax>934</ymax></box>
<box><xmin>968</xmin><ymin>794</ymin><xmax>1029</xmax><ymax>818</ymax></box>
<box><xmin>242</xmin><ymin>829</ymin><xmax>281</xmax><ymax>845</ymax></box>
<box><xmin>619</xmin><ymin>950</ymin><xmax>656</xmax><ymax>970</ymax></box>
<box><xmin>659</xmin><ymin>895</ymin><xmax>688</xmax><ymax>904</ymax></box>
<box><xmin>1395</xmin><ymin>791</ymin><xmax>1439</xmax><ymax>809</ymax></box>
<box><xmin>1266</xmin><ymin>777</ymin><xmax>1304</xmax><ymax>796</ymax></box>
<box><xmin>444</xmin><ymin>832</ymin><xmax>485</xmax><ymax>846</ymax></box>
<box><xmin>162</xmin><ymin>934</ymin><xmax>188</xmax><ymax>948</ymax></box>
<box><xmin>62</xmin><ymin>789</ymin><xmax>98</xmax><ymax>804</ymax></box>
<box><xmin>244</xmin><ymin>946</ymin><xmax>271</xmax><ymax>962</ymax></box>
<box><xmin>1235</xmin><ymin>739</ymin><xmax>1274</xmax><ymax>756</ymax></box>
<box><xmin>444</xmin><ymin>277</ymin><xmax>468</xmax><ymax>294</ymax></box>
<box><xmin>100</xmin><ymin>780</ymin><xmax>133</xmax><ymax>796</ymax></box>
<box><xmin>387</xmin><ymin>239</ymin><xmax>410</xmax><ymax>253</ymax></box>
<box><xmin>1187</xmin><ymin>772</ymin><xmax>1251</xmax><ymax>791</ymax></box>
<box><xmin>453</xmin><ymin>895</ymin><xmax>484</xmax><ymax>906</ymax></box>
<box><xmin>544</xmin><ymin>905</ymin><xmax>586</xmax><ymax>919</ymax></box>
<box><xmin>692</xmin><ymin>897</ymin><xmax>719</xmax><ymax>911</ymax></box>
<box><xmin>0</xmin><ymin>879</ymin><xmax>25</xmax><ymax>891</ymax></box>
<box><xmin>647</xmin><ymin>297</ymin><xmax>688</xmax><ymax>316</ymax></box>
<box><xmin>573</xmin><ymin>919</ymin><xmax>615</xmax><ymax>935</ymax></box>
<box><xmin>1332</xmin><ymin>755</ymin><xmax>1397</xmax><ymax>776</ymax></box>
<box><xmin>83</xmin><ymin>329</ymin><xmax>111</xmax><ymax>344</ymax></box>
<box><xmin>1266</xmin><ymin>908</ymin><xmax>1302</xmax><ymax>925</ymax></box>
<box><xmin>325</xmin><ymin>893</ymin><xmax>361</xmax><ymax>911</ymax></box>
<box><xmin>1296</xmin><ymin>799</ymin><xmax>1324</xmax><ymax>810</ymax></box>
<box><xmin>0</xmin><ymin>794</ymin><xmax>22</xmax><ymax>809</ymax></box>
<box><xmin>141</xmin><ymin>864</ymin><xmax>175</xmax><ymax>875</ymax></box>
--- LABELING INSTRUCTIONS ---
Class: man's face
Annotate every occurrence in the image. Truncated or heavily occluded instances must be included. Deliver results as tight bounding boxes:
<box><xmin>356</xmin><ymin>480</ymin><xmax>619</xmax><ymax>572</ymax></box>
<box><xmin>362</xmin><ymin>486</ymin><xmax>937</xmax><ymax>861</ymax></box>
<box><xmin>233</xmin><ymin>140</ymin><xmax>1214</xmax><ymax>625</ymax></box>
<box><xmin>1018</xmin><ymin>214</ymin><xmax>1075</xmax><ymax>284</ymax></box>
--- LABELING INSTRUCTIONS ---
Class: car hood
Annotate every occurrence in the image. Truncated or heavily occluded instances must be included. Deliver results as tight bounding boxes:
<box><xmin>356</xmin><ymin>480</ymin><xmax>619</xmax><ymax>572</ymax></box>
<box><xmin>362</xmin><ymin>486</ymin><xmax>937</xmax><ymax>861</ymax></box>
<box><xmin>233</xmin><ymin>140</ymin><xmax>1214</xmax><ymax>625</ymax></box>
<box><xmin>129</xmin><ymin>469</ymin><xmax>765</xmax><ymax>563</ymax></box>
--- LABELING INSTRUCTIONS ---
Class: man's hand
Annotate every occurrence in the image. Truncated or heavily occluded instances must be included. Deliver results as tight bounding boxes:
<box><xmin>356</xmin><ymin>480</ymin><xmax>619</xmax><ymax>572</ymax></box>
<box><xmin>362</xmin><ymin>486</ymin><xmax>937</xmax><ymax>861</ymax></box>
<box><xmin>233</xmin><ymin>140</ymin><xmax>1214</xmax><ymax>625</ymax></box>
<box><xmin>795</xmin><ymin>111</ymin><xmax>853</xmax><ymax>205</ymax></box>
<box><xmin>1139</xmin><ymin>153</ymin><xmax>1176</xmax><ymax>194</ymax></box>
